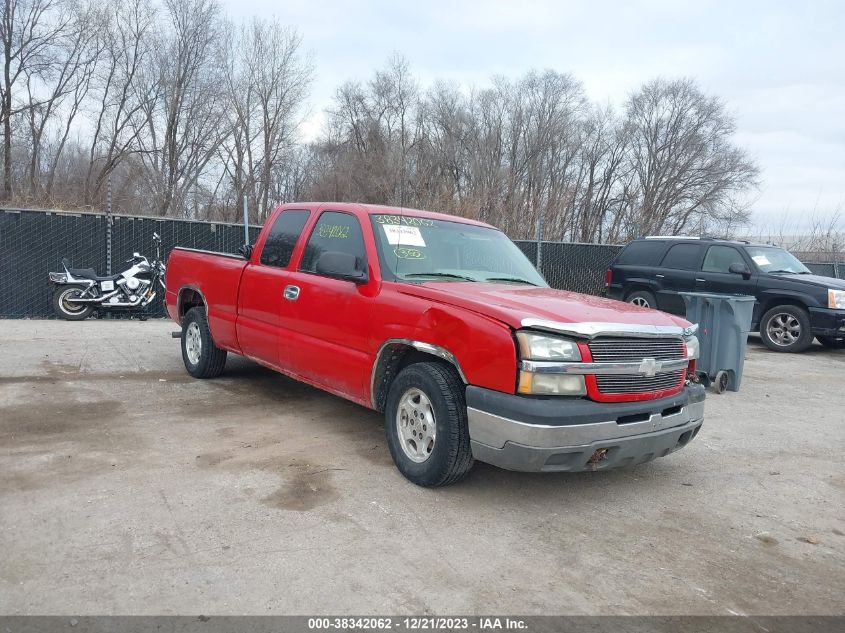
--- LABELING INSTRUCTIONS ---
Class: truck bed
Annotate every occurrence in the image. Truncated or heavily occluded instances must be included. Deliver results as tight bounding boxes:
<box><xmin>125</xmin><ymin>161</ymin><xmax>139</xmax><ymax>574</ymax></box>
<box><xmin>165</xmin><ymin>247</ymin><xmax>248</xmax><ymax>352</ymax></box>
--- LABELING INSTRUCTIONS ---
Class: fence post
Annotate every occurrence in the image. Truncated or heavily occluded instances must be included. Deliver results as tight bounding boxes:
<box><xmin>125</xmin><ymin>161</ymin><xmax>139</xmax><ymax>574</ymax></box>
<box><xmin>106</xmin><ymin>173</ymin><xmax>113</xmax><ymax>275</ymax></box>
<box><xmin>243</xmin><ymin>195</ymin><xmax>249</xmax><ymax>246</ymax></box>
<box><xmin>834</xmin><ymin>249</ymin><xmax>841</xmax><ymax>279</ymax></box>
<box><xmin>535</xmin><ymin>211</ymin><xmax>544</xmax><ymax>269</ymax></box>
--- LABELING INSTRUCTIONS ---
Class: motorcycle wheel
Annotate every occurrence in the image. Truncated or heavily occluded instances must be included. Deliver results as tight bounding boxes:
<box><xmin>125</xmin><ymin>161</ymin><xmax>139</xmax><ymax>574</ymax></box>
<box><xmin>52</xmin><ymin>285</ymin><xmax>95</xmax><ymax>321</ymax></box>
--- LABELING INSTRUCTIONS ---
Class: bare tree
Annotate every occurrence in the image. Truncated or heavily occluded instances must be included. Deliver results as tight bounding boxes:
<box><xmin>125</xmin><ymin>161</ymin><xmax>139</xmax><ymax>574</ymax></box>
<box><xmin>220</xmin><ymin>17</ymin><xmax>311</xmax><ymax>221</ymax></box>
<box><xmin>622</xmin><ymin>78</ymin><xmax>759</xmax><ymax>239</ymax></box>
<box><xmin>1</xmin><ymin>0</ymin><xmax>73</xmax><ymax>199</ymax></box>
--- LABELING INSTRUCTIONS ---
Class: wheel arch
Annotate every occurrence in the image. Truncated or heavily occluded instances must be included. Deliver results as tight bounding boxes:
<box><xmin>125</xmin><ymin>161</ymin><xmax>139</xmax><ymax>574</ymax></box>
<box><xmin>623</xmin><ymin>283</ymin><xmax>656</xmax><ymax>300</ymax></box>
<box><xmin>176</xmin><ymin>286</ymin><xmax>208</xmax><ymax>324</ymax></box>
<box><xmin>370</xmin><ymin>339</ymin><xmax>468</xmax><ymax>411</ymax></box>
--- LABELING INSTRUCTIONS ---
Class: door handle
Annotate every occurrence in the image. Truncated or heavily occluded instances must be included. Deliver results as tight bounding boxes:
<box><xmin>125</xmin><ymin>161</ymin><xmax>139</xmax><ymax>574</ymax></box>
<box><xmin>695</xmin><ymin>278</ymin><xmax>706</xmax><ymax>282</ymax></box>
<box><xmin>655</xmin><ymin>274</ymin><xmax>665</xmax><ymax>278</ymax></box>
<box><xmin>283</xmin><ymin>285</ymin><xmax>300</xmax><ymax>301</ymax></box>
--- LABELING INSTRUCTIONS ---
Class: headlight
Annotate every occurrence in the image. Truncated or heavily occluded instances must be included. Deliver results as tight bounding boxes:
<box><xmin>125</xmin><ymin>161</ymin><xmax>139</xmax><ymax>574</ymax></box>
<box><xmin>516</xmin><ymin>331</ymin><xmax>585</xmax><ymax>395</ymax></box>
<box><xmin>516</xmin><ymin>332</ymin><xmax>581</xmax><ymax>361</ymax></box>
<box><xmin>518</xmin><ymin>372</ymin><xmax>586</xmax><ymax>396</ymax></box>
<box><xmin>829</xmin><ymin>289</ymin><xmax>845</xmax><ymax>310</ymax></box>
<box><xmin>684</xmin><ymin>335</ymin><xmax>700</xmax><ymax>360</ymax></box>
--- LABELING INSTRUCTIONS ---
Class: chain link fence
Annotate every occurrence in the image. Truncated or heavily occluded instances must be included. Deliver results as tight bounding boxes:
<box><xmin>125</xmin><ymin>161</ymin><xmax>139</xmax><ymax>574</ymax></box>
<box><xmin>513</xmin><ymin>240</ymin><xmax>623</xmax><ymax>295</ymax></box>
<box><xmin>0</xmin><ymin>208</ymin><xmax>260</xmax><ymax>319</ymax></box>
<box><xmin>2</xmin><ymin>208</ymin><xmax>843</xmax><ymax>319</ymax></box>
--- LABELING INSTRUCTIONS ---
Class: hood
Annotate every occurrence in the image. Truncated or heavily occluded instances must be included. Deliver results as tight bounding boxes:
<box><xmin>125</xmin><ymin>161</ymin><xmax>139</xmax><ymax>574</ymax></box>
<box><xmin>400</xmin><ymin>282</ymin><xmax>690</xmax><ymax>330</ymax></box>
<box><xmin>770</xmin><ymin>273</ymin><xmax>845</xmax><ymax>290</ymax></box>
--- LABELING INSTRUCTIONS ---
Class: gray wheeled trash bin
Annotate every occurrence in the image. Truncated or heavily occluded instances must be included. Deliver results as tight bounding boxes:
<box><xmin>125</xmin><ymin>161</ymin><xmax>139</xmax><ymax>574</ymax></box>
<box><xmin>679</xmin><ymin>292</ymin><xmax>756</xmax><ymax>393</ymax></box>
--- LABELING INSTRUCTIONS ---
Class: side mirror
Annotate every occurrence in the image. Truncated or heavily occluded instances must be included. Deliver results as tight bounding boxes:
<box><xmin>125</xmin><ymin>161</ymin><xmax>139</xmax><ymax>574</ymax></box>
<box><xmin>729</xmin><ymin>262</ymin><xmax>751</xmax><ymax>279</ymax></box>
<box><xmin>315</xmin><ymin>251</ymin><xmax>368</xmax><ymax>284</ymax></box>
<box><xmin>237</xmin><ymin>244</ymin><xmax>253</xmax><ymax>260</ymax></box>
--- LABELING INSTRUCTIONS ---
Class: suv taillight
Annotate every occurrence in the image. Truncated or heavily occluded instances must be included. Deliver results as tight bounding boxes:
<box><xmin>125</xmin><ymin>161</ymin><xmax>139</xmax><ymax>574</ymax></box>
<box><xmin>604</xmin><ymin>268</ymin><xmax>612</xmax><ymax>288</ymax></box>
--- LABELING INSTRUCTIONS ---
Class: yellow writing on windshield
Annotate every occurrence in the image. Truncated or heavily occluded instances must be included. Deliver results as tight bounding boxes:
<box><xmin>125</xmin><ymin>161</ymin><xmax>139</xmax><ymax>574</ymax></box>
<box><xmin>318</xmin><ymin>224</ymin><xmax>349</xmax><ymax>239</ymax></box>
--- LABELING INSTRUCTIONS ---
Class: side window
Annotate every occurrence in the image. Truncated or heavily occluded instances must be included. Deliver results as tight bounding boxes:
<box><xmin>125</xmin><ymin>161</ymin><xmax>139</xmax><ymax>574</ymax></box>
<box><xmin>660</xmin><ymin>243</ymin><xmax>701</xmax><ymax>270</ymax></box>
<box><xmin>616</xmin><ymin>240</ymin><xmax>667</xmax><ymax>266</ymax></box>
<box><xmin>260</xmin><ymin>210</ymin><xmax>310</xmax><ymax>267</ymax></box>
<box><xmin>702</xmin><ymin>245</ymin><xmax>745</xmax><ymax>273</ymax></box>
<box><xmin>299</xmin><ymin>211</ymin><xmax>367</xmax><ymax>275</ymax></box>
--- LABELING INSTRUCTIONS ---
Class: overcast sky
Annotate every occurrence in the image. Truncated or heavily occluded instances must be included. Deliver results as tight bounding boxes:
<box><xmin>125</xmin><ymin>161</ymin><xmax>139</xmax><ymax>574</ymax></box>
<box><xmin>223</xmin><ymin>0</ymin><xmax>844</xmax><ymax>230</ymax></box>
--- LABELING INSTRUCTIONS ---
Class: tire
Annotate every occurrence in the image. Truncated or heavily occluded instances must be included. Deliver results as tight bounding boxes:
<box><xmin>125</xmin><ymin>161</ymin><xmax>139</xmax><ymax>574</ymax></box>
<box><xmin>816</xmin><ymin>335</ymin><xmax>845</xmax><ymax>349</ymax></box>
<box><xmin>181</xmin><ymin>306</ymin><xmax>227</xmax><ymax>378</ymax></box>
<box><xmin>759</xmin><ymin>305</ymin><xmax>813</xmax><ymax>353</ymax></box>
<box><xmin>626</xmin><ymin>289</ymin><xmax>657</xmax><ymax>309</ymax></box>
<box><xmin>384</xmin><ymin>361</ymin><xmax>474</xmax><ymax>487</ymax></box>
<box><xmin>52</xmin><ymin>285</ymin><xmax>95</xmax><ymax>321</ymax></box>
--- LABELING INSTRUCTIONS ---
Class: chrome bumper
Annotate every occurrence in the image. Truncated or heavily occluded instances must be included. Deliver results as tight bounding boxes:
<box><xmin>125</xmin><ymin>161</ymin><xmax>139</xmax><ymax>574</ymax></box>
<box><xmin>467</xmin><ymin>399</ymin><xmax>705</xmax><ymax>472</ymax></box>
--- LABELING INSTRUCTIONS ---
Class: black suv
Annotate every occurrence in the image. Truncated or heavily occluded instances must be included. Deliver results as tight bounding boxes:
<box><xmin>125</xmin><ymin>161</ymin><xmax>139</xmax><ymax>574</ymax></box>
<box><xmin>605</xmin><ymin>237</ymin><xmax>845</xmax><ymax>353</ymax></box>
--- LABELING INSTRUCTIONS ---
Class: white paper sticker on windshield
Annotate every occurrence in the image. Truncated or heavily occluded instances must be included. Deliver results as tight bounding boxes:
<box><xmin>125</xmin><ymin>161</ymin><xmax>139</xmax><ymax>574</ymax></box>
<box><xmin>752</xmin><ymin>255</ymin><xmax>770</xmax><ymax>266</ymax></box>
<box><xmin>382</xmin><ymin>224</ymin><xmax>426</xmax><ymax>247</ymax></box>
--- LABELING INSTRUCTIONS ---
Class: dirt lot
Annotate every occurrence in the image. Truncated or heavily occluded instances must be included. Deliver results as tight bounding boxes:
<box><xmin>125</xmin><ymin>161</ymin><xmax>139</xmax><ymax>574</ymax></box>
<box><xmin>0</xmin><ymin>319</ymin><xmax>843</xmax><ymax>615</ymax></box>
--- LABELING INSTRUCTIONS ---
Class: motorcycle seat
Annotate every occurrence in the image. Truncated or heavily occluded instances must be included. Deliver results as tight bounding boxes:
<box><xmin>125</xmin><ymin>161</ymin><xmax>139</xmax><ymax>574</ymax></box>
<box><xmin>67</xmin><ymin>268</ymin><xmax>122</xmax><ymax>282</ymax></box>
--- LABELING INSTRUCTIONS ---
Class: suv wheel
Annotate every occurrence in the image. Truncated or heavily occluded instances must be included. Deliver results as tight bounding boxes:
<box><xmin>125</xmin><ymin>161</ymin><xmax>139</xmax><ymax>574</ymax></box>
<box><xmin>384</xmin><ymin>362</ymin><xmax>474</xmax><ymax>487</ymax></box>
<box><xmin>626</xmin><ymin>289</ymin><xmax>657</xmax><ymax>309</ymax></box>
<box><xmin>760</xmin><ymin>305</ymin><xmax>813</xmax><ymax>353</ymax></box>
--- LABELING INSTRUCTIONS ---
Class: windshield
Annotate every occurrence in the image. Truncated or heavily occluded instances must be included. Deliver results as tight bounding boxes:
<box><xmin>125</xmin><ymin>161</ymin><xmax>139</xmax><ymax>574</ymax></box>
<box><xmin>370</xmin><ymin>214</ymin><xmax>547</xmax><ymax>286</ymax></box>
<box><xmin>746</xmin><ymin>246</ymin><xmax>811</xmax><ymax>274</ymax></box>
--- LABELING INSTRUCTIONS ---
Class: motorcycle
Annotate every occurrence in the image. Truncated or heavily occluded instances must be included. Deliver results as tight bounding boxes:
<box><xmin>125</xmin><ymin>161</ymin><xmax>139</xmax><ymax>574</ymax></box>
<box><xmin>48</xmin><ymin>233</ymin><xmax>166</xmax><ymax>320</ymax></box>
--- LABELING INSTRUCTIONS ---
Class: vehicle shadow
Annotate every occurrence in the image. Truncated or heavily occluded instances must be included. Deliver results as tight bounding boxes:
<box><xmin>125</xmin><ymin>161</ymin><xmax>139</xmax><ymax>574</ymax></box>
<box><xmin>207</xmin><ymin>356</ymin><xmax>705</xmax><ymax>498</ymax></box>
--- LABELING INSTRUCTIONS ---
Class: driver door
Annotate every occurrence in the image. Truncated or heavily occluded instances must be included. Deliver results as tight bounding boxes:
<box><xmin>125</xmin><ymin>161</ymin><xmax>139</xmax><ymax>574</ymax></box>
<box><xmin>280</xmin><ymin>210</ymin><xmax>375</xmax><ymax>403</ymax></box>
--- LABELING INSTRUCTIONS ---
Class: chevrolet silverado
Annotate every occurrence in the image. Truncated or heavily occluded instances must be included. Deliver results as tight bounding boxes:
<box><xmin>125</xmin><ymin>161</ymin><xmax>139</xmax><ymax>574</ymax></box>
<box><xmin>165</xmin><ymin>203</ymin><xmax>705</xmax><ymax>486</ymax></box>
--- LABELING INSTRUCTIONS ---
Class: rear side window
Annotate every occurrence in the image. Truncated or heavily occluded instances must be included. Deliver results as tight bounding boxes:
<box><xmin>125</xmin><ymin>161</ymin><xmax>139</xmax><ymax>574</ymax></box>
<box><xmin>702</xmin><ymin>245</ymin><xmax>745</xmax><ymax>273</ymax></box>
<box><xmin>615</xmin><ymin>240</ymin><xmax>666</xmax><ymax>266</ymax></box>
<box><xmin>660</xmin><ymin>243</ymin><xmax>702</xmax><ymax>270</ymax></box>
<box><xmin>299</xmin><ymin>211</ymin><xmax>367</xmax><ymax>275</ymax></box>
<box><xmin>260</xmin><ymin>210</ymin><xmax>311</xmax><ymax>267</ymax></box>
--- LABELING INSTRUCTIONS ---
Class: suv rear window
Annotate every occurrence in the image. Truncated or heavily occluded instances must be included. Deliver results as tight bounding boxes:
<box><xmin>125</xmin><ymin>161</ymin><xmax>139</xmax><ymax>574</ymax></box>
<box><xmin>660</xmin><ymin>243</ymin><xmax>701</xmax><ymax>270</ymax></box>
<box><xmin>615</xmin><ymin>240</ymin><xmax>666</xmax><ymax>266</ymax></box>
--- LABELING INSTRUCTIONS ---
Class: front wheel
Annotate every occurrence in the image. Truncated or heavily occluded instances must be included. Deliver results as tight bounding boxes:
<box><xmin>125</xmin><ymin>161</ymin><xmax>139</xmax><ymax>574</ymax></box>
<box><xmin>181</xmin><ymin>307</ymin><xmax>227</xmax><ymax>378</ymax></box>
<box><xmin>760</xmin><ymin>305</ymin><xmax>813</xmax><ymax>353</ymax></box>
<box><xmin>52</xmin><ymin>285</ymin><xmax>95</xmax><ymax>320</ymax></box>
<box><xmin>816</xmin><ymin>335</ymin><xmax>845</xmax><ymax>349</ymax></box>
<box><xmin>384</xmin><ymin>362</ymin><xmax>474</xmax><ymax>487</ymax></box>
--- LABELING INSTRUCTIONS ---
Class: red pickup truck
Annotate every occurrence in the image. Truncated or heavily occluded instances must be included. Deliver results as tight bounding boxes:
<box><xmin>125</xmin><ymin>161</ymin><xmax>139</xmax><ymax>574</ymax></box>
<box><xmin>165</xmin><ymin>203</ymin><xmax>705</xmax><ymax>486</ymax></box>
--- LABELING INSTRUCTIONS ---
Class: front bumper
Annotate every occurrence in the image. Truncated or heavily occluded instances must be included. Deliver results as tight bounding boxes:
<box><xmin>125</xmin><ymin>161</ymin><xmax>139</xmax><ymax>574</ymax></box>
<box><xmin>466</xmin><ymin>384</ymin><xmax>705</xmax><ymax>472</ymax></box>
<box><xmin>809</xmin><ymin>307</ymin><xmax>845</xmax><ymax>337</ymax></box>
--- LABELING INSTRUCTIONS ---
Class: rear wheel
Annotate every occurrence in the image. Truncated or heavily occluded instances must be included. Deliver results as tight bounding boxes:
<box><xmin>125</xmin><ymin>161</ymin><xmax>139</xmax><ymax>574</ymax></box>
<box><xmin>760</xmin><ymin>305</ymin><xmax>813</xmax><ymax>353</ymax></box>
<box><xmin>181</xmin><ymin>307</ymin><xmax>227</xmax><ymax>378</ymax></box>
<box><xmin>384</xmin><ymin>362</ymin><xmax>474</xmax><ymax>487</ymax></box>
<box><xmin>52</xmin><ymin>285</ymin><xmax>94</xmax><ymax>320</ymax></box>
<box><xmin>626</xmin><ymin>289</ymin><xmax>657</xmax><ymax>309</ymax></box>
<box><xmin>816</xmin><ymin>335</ymin><xmax>845</xmax><ymax>349</ymax></box>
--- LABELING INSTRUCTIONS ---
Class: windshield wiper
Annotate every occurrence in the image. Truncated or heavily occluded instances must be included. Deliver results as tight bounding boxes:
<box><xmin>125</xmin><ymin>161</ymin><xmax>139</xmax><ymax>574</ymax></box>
<box><xmin>484</xmin><ymin>276</ymin><xmax>538</xmax><ymax>286</ymax></box>
<box><xmin>403</xmin><ymin>272</ymin><xmax>477</xmax><ymax>282</ymax></box>
<box><xmin>768</xmin><ymin>269</ymin><xmax>798</xmax><ymax>274</ymax></box>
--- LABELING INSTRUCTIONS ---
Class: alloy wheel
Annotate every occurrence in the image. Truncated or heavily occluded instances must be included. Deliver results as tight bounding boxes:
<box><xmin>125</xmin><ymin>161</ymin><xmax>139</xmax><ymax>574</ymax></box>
<box><xmin>185</xmin><ymin>321</ymin><xmax>202</xmax><ymax>365</ymax></box>
<box><xmin>395</xmin><ymin>387</ymin><xmax>437</xmax><ymax>463</ymax></box>
<box><xmin>767</xmin><ymin>312</ymin><xmax>801</xmax><ymax>347</ymax></box>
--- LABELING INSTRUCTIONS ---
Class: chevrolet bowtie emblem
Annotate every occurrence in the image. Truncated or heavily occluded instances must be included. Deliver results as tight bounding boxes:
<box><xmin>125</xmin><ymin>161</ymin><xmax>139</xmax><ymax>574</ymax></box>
<box><xmin>638</xmin><ymin>357</ymin><xmax>662</xmax><ymax>377</ymax></box>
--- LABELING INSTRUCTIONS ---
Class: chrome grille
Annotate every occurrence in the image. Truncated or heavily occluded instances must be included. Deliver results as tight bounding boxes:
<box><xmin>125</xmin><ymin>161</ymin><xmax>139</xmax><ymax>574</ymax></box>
<box><xmin>588</xmin><ymin>338</ymin><xmax>685</xmax><ymax>362</ymax></box>
<box><xmin>595</xmin><ymin>370</ymin><xmax>685</xmax><ymax>394</ymax></box>
<box><xmin>589</xmin><ymin>337</ymin><xmax>686</xmax><ymax>395</ymax></box>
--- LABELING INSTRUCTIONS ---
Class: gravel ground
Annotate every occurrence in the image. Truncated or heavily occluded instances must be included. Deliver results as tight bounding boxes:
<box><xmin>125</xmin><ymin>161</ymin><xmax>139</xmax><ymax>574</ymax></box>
<box><xmin>0</xmin><ymin>319</ymin><xmax>843</xmax><ymax>615</ymax></box>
